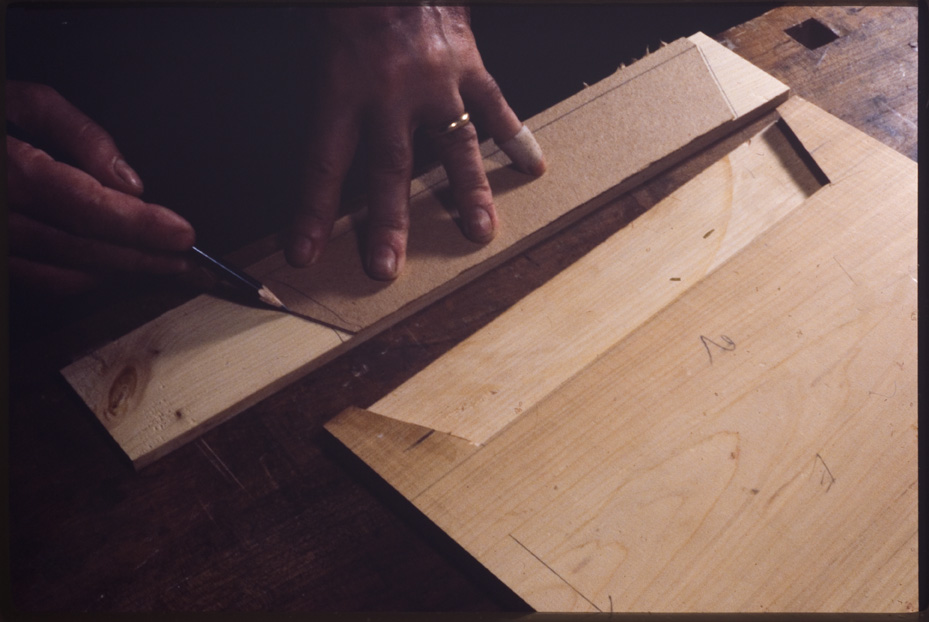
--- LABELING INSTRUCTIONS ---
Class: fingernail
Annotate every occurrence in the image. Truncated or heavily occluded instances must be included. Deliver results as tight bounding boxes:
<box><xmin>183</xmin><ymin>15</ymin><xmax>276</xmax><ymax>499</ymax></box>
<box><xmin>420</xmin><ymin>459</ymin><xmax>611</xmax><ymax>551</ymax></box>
<box><xmin>289</xmin><ymin>235</ymin><xmax>316</xmax><ymax>267</ymax></box>
<box><xmin>369</xmin><ymin>245</ymin><xmax>398</xmax><ymax>280</ymax></box>
<box><xmin>114</xmin><ymin>158</ymin><xmax>144</xmax><ymax>192</ymax></box>
<box><xmin>497</xmin><ymin>125</ymin><xmax>546</xmax><ymax>176</ymax></box>
<box><xmin>468</xmin><ymin>208</ymin><xmax>495</xmax><ymax>242</ymax></box>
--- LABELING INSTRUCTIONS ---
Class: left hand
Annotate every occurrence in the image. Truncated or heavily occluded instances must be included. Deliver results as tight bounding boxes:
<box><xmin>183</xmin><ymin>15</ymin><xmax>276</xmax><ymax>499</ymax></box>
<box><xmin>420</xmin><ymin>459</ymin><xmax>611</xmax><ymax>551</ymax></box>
<box><xmin>287</xmin><ymin>6</ymin><xmax>544</xmax><ymax>280</ymax></box>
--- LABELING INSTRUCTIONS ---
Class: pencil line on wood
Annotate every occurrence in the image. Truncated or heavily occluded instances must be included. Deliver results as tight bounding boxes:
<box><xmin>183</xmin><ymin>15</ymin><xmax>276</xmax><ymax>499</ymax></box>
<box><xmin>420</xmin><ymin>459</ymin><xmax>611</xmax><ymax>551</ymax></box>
<box><xmin>508</xmin><ymin>534</ymin><xmax>602</xmax><ymax>611</ymax></box>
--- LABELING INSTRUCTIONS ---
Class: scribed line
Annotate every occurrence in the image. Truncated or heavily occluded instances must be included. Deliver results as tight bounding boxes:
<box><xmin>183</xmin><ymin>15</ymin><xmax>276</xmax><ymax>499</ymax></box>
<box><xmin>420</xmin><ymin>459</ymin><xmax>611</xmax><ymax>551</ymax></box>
<box><xmin>832</xmin><ymin>256</ymin><xmax>856</xmax><ymax>285</ymax></box>
<box><xmin>198</xmin><ymin>440</ymin><xmax>248</xmax><ymax>494</ymax></box>
<box><xmin>509</xmin><ymin>534</ymin><xmax>602</xmax><ymax>612</ymax></box>
<box><xmin>696</xmin><ymin>44</ymin><xmax>737</xmax><ymax>117</ymax></box>
<box><xmin>411</xmin><ymin>46</ymin><xmax>698</xmax><ymax>200</ymax></box>
<box><xmin>263</xmin><ymin>277</ymin><xmax>360</xmax><ymax>334</ymax></box>
<box><xmin>403</xmin><ymin>429</ymin><xmax>435</xmax><ymax>452</ymax></box>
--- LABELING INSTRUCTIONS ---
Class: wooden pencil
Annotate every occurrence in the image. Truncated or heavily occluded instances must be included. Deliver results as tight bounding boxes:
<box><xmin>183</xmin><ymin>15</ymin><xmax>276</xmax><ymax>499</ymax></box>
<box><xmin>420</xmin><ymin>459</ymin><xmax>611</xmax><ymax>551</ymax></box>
<box><xmin>190</xmin><ymin>245</ymin><xmax>288</xmax><ymax>311</ymax></box>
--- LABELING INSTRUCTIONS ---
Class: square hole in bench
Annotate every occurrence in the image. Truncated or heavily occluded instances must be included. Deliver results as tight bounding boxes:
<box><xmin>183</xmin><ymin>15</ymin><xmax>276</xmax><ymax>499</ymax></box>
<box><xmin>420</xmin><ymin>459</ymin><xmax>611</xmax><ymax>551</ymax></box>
<box><xmin>785</xmin><ymin>18</ymin><xmax>840</xmax><ymax>50</ymax></box>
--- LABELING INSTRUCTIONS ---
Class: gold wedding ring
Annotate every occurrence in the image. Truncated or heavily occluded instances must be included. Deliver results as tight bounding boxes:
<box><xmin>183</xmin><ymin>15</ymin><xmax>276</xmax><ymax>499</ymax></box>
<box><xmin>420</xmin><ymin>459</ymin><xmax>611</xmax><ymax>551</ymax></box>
<box><xmin>435</xmin><ymin>112</ymin><xmax>471</xmax><ymax>136</ymax></box>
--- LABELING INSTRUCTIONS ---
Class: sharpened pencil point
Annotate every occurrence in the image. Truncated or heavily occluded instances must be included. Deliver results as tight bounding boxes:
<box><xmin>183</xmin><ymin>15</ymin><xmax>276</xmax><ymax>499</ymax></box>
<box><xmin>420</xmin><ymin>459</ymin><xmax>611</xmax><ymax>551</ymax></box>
<box><xmin>258</xmin><ymin>286</ymin><xmax>286</xmax><ymax>310</ymax></box>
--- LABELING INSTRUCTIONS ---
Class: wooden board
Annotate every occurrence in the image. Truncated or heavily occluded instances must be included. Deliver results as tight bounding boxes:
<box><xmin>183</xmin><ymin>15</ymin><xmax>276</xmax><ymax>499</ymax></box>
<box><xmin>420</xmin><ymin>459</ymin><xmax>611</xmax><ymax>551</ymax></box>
<box><xmin>61</xmin><ymin>33</ymin><xmax>789</xmax><ymax>468</ymax></box>
<box><xmin>325</xmin><ymin>95</ymin><xmax>918</xmax><ymax>612</ymax></box>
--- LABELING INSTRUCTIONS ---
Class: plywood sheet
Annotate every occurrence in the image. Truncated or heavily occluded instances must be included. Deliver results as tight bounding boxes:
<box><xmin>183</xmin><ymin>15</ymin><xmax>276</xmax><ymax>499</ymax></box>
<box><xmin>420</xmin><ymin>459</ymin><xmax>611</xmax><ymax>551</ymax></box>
<box><xmin>247</xmin><ymin>34</ymin><xmax>783</xmax><ymax>332</ymax></box>
<box><xmin>368</xmin><ymin>117</ymin><xmax>825</xmax><ymax>444</ymax></box>
<box><xmin>326</xmin><ymin>96</ymin><xmax>918</xmax><ymax>612</ymax></box>
<box><xmin>62</xmin><ymin>34</ymin><xmax>788</xmax><ymax>467</ymax></box>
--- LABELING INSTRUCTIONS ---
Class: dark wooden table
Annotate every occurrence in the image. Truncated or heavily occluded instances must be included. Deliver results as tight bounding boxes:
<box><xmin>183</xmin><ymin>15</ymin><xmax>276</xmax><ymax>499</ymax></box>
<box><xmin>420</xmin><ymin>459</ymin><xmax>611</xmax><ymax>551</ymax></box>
<box><xmin>3</xmin><ymin>4</ymin><xmax>918</xmax><ymax>615</ymax></box>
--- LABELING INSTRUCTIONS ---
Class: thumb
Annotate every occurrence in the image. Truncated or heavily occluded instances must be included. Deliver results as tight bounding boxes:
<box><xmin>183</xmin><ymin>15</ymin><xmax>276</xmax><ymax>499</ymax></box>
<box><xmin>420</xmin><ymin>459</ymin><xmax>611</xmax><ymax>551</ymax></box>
<box><xmin>6</xmin><ymin>80</ymin><xmax>145</xmax><ymax>196</ymax></box>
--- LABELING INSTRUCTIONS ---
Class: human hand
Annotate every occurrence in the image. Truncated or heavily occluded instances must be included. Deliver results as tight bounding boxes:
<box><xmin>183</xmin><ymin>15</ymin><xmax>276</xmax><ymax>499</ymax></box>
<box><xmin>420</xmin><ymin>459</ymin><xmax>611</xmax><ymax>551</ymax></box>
<box><xmin>6</xmin><ymin>81</ymin><xmax>196</xmax><ymax>297</ymax></box>
<box><xmin>287</xmin><ymin>6</ymin><xmax>545</xmax><ymax>280</ymax></box>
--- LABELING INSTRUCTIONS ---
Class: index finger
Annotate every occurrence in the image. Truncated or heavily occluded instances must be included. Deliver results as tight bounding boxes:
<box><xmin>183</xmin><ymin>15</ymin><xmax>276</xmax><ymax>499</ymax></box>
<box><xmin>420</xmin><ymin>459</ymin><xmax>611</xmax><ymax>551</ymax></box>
<box><xmin>7</xmin><ymin>136</ymin><xmax>194</xmax><ymax>252</ymax></box>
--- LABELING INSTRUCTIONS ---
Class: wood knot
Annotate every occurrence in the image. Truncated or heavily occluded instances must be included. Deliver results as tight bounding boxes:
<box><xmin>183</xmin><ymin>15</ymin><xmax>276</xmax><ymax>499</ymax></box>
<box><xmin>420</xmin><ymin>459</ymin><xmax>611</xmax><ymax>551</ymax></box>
<box><xmin>106</xmin><ymin>366</ymin><xmax>138</xmax><ymax>422</ymax></box>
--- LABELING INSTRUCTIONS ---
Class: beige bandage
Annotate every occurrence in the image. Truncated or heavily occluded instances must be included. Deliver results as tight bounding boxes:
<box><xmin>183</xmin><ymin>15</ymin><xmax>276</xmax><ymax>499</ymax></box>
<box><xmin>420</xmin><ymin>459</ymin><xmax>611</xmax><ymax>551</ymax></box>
<box><xmin>496</xmin><ymin>125</ymin><xmax>546</xmax><ymax>176</ymax></box>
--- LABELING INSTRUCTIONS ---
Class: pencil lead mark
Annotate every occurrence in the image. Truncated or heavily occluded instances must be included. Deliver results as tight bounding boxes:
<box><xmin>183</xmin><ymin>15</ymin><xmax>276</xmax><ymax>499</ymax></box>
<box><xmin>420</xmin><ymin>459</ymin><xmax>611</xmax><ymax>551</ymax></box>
<box><xmin>509</xmin><ymin>535</ymin><xmax>602</xmax><ymax>611</ymax></box>
<box><xmin>404</xmin><ymin>429</ymin><xmax>435</xmax><ymax>452</ymax></box>
<box><xmin>833</xmin><ymin>256</ymin><xmax>856</xmax><ymax>285</ymax></box>
<box><xmin>263</xmin><ymin>277</ymin><xmax>360</xmax><ymax>333</ymax></box>
<box><xmin>813</xmin><ymin>453</ymin><xmax>836</xmax><ymax>492</ymax></box>
<box><xmin>700</xmin><ymin>335</ymin><xmax>736</xmax><ymax>364</ymax></box>
<box><xmin>868</xmin><ymin>382</ymin><xmax>897</xmax><ymax>399</ymax></box>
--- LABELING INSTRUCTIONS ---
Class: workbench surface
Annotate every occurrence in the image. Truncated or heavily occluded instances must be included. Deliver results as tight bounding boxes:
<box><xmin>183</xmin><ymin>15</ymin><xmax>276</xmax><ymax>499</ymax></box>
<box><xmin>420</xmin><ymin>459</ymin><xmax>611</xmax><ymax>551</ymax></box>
<box><xmin>4</xmin><ymin>5</ymin><xmax>918</xmax><ymax>614</ymax></box>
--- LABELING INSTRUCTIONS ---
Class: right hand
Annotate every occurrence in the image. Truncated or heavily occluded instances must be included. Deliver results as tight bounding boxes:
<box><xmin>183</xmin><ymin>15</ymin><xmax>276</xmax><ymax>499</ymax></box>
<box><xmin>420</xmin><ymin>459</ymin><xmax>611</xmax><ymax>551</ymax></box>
<box><xmin>6</xmin><ymin>81</ymin><xmax>196</xmax><ymax>297</ymax></box>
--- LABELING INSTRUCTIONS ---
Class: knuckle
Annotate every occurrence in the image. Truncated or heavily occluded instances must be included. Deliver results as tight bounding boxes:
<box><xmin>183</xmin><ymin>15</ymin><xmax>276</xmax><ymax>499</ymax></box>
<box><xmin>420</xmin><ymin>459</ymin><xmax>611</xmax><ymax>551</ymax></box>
<box><xmin>371</xmin><ymin>133</ymin><xmax>412</xmax><ymax>177</ymax></box>
<box><xmin>458</xmin><ymin>176</ymin><xmax>493</xmax><ymax>199</ymax></box>
<box><xmin>368</xmin><ymin>208</ymin><xmax>410</xmax><ymax>233</ymax></box>
<box><xmin>293</xmin><ymin>204</ymin><xmax>335</xmax><ymax>240</ymax></box>
<box><xmin>75</xmin><ymin>117</ymin><xmax>114</xmax><ymax>148</ymax></box>
<box><xmin>417</xmin><ymin>43</ymin><xmax>453</xmax><ymax>80</ymax></box>
<box><xmin>305</xmin><ymin>155</ymin><xmax>344</xmax><ymax>184</ymax></box>
<box><xmin>294</xmin><ymin>208</ymin><xmax>332</xmax><ymax>232</ymax></box>
<box><xmin>458</xmin><ymin>187</ymin><xmax>494</xmax><ymax>213</ymax></box>
<box><xmin>7</xmin><ymin>139</ymin><xmax>51</xmax><ymax>185</ymax></box>
<box><xmin>475</xmin><ymin>72</ymin><xmax>503</xmax><ymax>99</ymax></box>
<box><xmin>75</xmin><ymin>186</ymin><xmax>121</xmax><ymax>238</ymax></box>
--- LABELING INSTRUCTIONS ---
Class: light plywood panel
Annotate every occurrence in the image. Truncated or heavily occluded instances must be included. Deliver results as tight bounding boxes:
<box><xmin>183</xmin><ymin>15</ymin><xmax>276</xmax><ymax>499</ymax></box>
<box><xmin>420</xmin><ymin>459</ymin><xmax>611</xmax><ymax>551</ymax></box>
<box><xmin>326</xmin><ymin>96</ymin><xmax>918</xmax><ymax>612</ymax></box>
<box><xmin>62</xmin><ymin>35</ymin><xmax>788</xmax><ymax>467</ymax></box>
<box><xmin>370</xmin><ymin>117</ymin><xmax>825</xmax><ymax>444</ymax></box>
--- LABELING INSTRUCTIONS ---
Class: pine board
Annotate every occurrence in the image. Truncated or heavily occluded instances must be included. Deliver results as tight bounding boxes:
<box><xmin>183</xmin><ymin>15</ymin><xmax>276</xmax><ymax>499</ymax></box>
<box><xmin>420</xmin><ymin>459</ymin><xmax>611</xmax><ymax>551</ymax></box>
<box><xmin>61</xmin><ymin>34</ymin><xmax>788</xmax><ymax>467</ymax></box>
<box><xmin>325</xmin><ymin>95</ymin><xmax>918</xmax><ymax>612</ymax></box>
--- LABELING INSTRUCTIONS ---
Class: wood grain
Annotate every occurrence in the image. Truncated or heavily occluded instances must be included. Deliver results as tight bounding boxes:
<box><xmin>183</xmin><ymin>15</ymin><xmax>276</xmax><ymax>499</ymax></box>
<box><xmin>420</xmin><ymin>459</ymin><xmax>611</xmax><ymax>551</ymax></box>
<box><xmin>327</xmin><ymin>96</ymin><xmax>918</xmax><ymax>612</ymax></box>
<box><xmin>369</xmin><ymin>116</ymin><xmax>824</xmax><ymax>444</ymax></box>
<box><xmin>61</xmin><ymin>34</ymin><xmax>788</xmax><ymax>467</ymax></box>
